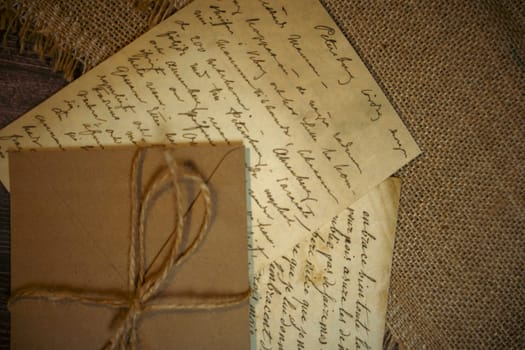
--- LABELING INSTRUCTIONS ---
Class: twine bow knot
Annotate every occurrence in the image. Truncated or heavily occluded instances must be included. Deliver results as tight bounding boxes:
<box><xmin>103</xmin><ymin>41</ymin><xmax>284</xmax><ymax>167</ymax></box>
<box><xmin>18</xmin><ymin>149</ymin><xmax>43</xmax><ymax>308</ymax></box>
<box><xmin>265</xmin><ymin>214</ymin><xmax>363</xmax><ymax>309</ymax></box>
<box><xmin>9</xmin><ymin>148</ymin><xmax>250</xmax><ymax>349</ymax></box>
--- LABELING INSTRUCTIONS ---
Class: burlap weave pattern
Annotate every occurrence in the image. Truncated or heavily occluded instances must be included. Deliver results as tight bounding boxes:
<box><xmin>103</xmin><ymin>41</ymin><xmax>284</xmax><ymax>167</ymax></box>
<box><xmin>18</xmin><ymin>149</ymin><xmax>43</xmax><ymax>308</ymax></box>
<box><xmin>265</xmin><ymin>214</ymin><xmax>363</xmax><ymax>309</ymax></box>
<box><xmin>1</xmin><ymin>0</ymin><xmax>191</xmax><ymax>79</ymax></box>
<box><xmin>320</xmin><ymin>0</ymin><xmax>525</xmax><ymax>348</ymax></box>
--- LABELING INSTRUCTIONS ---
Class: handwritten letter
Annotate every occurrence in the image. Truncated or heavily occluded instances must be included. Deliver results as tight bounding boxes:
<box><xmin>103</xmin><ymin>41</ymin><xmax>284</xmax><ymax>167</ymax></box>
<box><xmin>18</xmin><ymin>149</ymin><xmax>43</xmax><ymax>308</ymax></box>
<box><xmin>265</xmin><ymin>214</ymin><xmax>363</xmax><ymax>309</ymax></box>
<box><xmin>0</xmin><ymin>0</ymin><xmax>419</xmax><ymax>272</ymax></box>
<box><xmin>252</xmin><ymin>178</ymin><xmax>401</xmax><ymax>350</ymax></box>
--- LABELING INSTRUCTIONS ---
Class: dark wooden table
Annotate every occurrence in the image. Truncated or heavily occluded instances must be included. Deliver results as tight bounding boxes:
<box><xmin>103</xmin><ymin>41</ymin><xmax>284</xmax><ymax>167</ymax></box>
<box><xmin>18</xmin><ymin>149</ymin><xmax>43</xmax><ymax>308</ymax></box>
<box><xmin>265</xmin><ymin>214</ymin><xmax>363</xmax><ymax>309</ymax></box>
<box><xmin>0</xmin><ymin>32</ymin><xmax>69</xmax><ymax>348</ymax></box>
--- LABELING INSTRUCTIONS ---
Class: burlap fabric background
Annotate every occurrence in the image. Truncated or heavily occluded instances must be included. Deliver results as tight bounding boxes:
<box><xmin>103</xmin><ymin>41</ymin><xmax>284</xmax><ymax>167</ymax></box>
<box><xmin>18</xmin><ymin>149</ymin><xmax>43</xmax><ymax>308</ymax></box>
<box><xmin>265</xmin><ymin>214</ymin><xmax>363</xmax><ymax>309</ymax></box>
<box><xmin>1</xmin><ymin>0</ymin><xmax>524</xmax><ymax>348</ymax></box>
<box><xmin>0</xmin><ymin>0</ymin><xmax>188</xmax><ymax>79</ymax></box>
<box><xmin>318</xmin><ymin>1</ymin><xmax>525</xmax><ymax>348</ymax></box>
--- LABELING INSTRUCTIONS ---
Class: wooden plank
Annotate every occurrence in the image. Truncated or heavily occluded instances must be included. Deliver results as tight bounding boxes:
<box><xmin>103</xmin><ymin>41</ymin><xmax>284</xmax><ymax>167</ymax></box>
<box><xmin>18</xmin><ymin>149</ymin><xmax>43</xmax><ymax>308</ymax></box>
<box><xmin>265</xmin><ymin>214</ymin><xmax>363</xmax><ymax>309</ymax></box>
<box><xmin>0</xmin><ymin>31</ymin><xmax>68</xmax><ymax>349</ymax></box>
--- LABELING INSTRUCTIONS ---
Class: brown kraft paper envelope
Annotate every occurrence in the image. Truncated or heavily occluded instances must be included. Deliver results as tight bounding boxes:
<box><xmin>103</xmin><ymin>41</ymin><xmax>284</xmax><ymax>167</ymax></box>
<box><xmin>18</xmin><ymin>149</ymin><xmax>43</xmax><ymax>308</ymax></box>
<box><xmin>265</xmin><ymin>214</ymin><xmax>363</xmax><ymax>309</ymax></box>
<box><xmin>9</xmin><ymin>145</ymin><xmax>250</xmax><ymax>349</ymax></box>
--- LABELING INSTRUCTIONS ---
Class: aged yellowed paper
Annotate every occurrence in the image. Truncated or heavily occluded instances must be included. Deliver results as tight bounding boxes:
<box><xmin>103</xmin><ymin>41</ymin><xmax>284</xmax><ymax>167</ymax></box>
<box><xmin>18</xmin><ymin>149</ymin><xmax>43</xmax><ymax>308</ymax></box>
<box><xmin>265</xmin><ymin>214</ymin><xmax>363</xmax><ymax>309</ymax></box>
<box><xmin>252</xmin><ymin>178</ymin><xmax>401</xmax><ymax>350</ymax></box>
<box><xmin>0</xmin><ymin>0</ymin><xmax>419</xmax><ymax>273</ymax></box>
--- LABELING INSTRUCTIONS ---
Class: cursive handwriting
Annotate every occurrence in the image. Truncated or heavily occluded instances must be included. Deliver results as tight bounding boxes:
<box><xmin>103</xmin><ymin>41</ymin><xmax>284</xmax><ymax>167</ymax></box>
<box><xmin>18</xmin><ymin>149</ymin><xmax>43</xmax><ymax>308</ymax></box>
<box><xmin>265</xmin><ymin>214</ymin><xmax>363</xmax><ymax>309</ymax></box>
<box><xmin>257</xmin><ymin>0</ymin><xmax>287</xmax><ymax>28</ymax></box>
<box><xmin>156</xmin><ymin>30</ymin><xmax>189</xmax><ymax>55</ymax></box>
<box><xmin>333</xmin><ymin>132</ymin><xmax>362</xmax><ymax>174</ymax></box>
<box><xmin>270</xmin><ymin>82</ymin><xmax>298</xmax><ymax>116</ymax></box>
<box><xmin>0</xmin><ymin>134</ymin><xmax>23</xmax><ymax>152</ymax></box>
<box><xmin>297</xmin><ymin>149</ymin><xmax>339</xmax><ymax>204</ymax></box>
<box><xmin>273</xmin><ymin>146</ymin><xmax>317</xmax><ymax>206</ymax></box>
<box><xmin>253</xmin><ymin>186</ymin><xmax>394</xmax><ymax>349</ymax></box>
<box><xmin>288</xmin><ymin>34</ymin><xmax>320</xmax><ymax>76</ymax></box>
<box><xmin>209</xmin><ymin>5</ymin><xmax>234</xmax><ymax>34</ymax></box>
<box><xmin>127</xmin><ymin>49</ymin><xmax>166</xmax><ymax>76</ymax></box>
<box><xmin>206</xmin><ymin>58</ymin><xmax>250</xmax><ymax>110</ymax></box>
<box><xmin>22</xmin><ymin>125</ymin><xmax>42</xmax><ymax>147</ymax></box>
<box><xmin>145</xmin><ymin>81</ymin><xmax>165</xmax><ymax>106</ymax></box>
<box><xmin>336</xmin><ymin>57</ymin><xmax>354</xmax><ymax>85</ymax></box>
<box><xmin>77</xmin><ymin>90</ymin><xmax>106</xmax><ymax>122</ymax></box>
<box><xmin>34</xmin><ymin>115</ymin><xmax>64</xmax><ymax>150</ymax></box>
<box><xmin>315</xmin><ymin>25</ymin><xmax>338</xmax><ymax>57</ymax></box>
<box><xmin>146</xmin><ymin>106</ymin><xmax>168</xmax><ymax>126</ymax></box>
<box><xmin>79</xmin><ymin>123</ymin><xmax>105</xmax><ymax>149</ymax></box>
<box><xmin>216</xmin><ymin>39</ymin><xmax>256</xmax><ymax>90</ymax></box>
<box><xmin>361</xmin><ymin>89</ymin><xmax>382</xmax><ymax>121</ymax></box>
<box><xmin>51</xmin><ymin>100</ymin><xmax>75</xmax><ymax>121</ymax></box>
<box><xmin>110</xmin><ymin>66</ymin><xmax>147</xmax><ymax>103</ymax></box>
<box><xmin>247</xmin><ymin>50</ymin><xmax>267</xmax><ymax>80</ymax></box>
<box><xmin>246</xmin><ymin>18</ymin><xmax>288</xmax><ymax>75</ymax></box>
<box><xmin>165</xmin><ymin>60</ymin><xmax>202</xmax><ymax>108</ymax></box>
<box><xmin>389</xmin><ymin>128</ymin><xmax>407</xmax><ymax>158</ymax></box>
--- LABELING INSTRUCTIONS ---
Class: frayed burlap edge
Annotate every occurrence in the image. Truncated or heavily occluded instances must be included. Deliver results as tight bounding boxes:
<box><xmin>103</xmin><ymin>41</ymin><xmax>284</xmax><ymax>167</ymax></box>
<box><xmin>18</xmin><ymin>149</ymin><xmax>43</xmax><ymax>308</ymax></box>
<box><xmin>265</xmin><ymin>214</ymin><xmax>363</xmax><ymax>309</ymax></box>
<box><xmin>1</xmin><ymin>0</ymin><xmax>79</xmax><ymax>80</ymax></box>
<box><xmin>0</xmin><ymin>0</ymin><xmax>191</xmax><ymax>80</ymax></box>
<box><xmin>383</xmin><ymin>322</ymin><xmax>405</xmax><ymax>350</ymax></box>
<box><xmin>133</xmin><ymin>0</ymin><xmax>188</xmax><ymax>26</ymax></box>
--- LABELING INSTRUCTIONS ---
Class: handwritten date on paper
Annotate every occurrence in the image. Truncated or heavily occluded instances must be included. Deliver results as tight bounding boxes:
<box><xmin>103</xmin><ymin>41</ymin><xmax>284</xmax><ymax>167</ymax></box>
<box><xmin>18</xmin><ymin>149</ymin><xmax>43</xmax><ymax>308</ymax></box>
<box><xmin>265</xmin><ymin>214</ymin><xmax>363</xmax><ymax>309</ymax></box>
<box><xmin>0</xmin><ymin>0</ymin><xmax>420</xmax><ymax>273</ymax></box>
<box><xmin>252</xmin><ymin>178</ymin><xmax>401</xmax><ymax>350</ymax></box>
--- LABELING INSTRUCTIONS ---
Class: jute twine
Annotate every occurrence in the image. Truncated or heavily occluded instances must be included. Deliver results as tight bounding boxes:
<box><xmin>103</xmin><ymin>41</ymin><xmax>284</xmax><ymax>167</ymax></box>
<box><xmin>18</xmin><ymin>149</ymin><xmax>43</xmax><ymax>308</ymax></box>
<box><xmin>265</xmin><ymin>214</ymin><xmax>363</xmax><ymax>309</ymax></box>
<box><xmin>8</xmin><ymin>148</ymin><xmax>250</xmax><ymax>349</ymax></box>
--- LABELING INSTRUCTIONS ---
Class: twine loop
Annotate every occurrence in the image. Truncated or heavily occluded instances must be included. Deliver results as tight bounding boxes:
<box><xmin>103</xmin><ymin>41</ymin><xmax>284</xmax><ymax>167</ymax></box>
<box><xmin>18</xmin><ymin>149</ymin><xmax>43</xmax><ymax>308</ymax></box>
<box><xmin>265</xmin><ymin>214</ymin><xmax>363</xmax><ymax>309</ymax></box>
<box><xmin>9</xmin><ymin>148</ymin><xmax>250</xmax><ymax>349</ymax></box>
